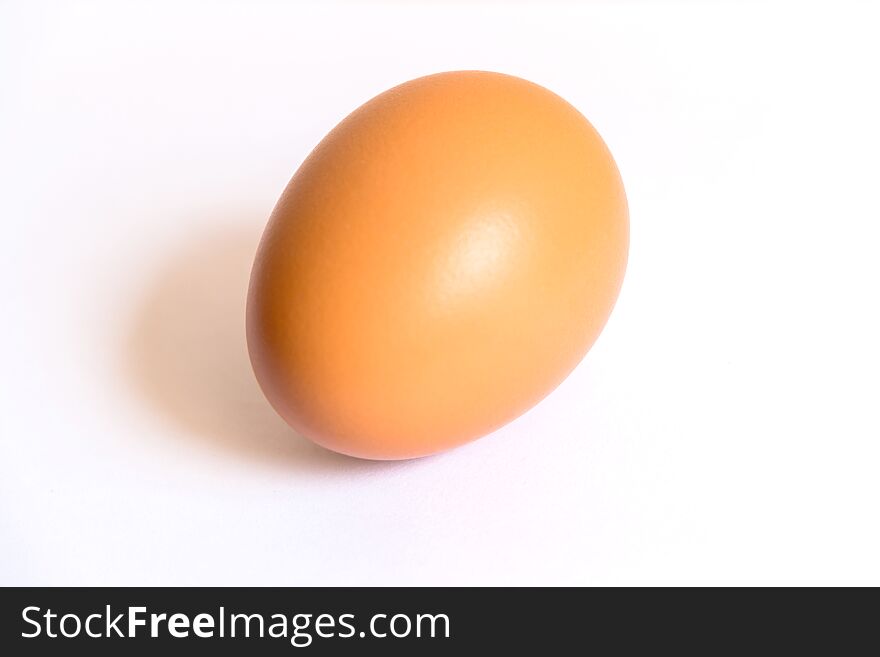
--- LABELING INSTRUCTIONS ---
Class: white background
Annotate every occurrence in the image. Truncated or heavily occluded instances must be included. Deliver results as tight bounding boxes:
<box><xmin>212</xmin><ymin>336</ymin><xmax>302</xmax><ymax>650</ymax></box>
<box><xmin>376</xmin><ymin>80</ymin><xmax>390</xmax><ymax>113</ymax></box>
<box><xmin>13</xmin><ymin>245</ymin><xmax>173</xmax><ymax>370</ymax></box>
<box><xmin>2</xmin><ymin>0</ymin><xmax>879</xmax><ymax>586</ymax></box>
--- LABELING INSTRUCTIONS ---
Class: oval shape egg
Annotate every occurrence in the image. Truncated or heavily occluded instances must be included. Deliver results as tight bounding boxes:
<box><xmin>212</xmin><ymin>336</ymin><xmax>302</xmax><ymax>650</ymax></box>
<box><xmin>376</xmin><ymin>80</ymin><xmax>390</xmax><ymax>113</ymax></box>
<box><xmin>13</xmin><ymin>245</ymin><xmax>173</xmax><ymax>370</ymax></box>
<box><xmin>247</xmin><ymin>71</ymin><xmax>628</xmax><ymax>460</ymax></box>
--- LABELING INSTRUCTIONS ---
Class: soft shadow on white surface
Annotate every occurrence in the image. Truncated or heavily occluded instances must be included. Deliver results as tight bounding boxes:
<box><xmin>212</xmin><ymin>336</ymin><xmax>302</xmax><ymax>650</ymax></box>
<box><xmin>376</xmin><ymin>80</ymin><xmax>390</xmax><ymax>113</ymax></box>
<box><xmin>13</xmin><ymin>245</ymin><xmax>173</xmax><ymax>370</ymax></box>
<box><xmin>124</xmin><ymin>220</ymin><xmax>402</xmax><ymax>474</ymax></box>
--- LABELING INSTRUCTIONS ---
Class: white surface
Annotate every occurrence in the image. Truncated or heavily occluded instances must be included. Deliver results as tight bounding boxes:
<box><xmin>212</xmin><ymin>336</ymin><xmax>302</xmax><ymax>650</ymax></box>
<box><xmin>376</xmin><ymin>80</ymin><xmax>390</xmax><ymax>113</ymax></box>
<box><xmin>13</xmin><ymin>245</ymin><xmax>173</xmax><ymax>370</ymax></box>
<box><xmin>2</xmin><ymin>0</ymin><xmax>879</xmax><ymax>586</ymax></box>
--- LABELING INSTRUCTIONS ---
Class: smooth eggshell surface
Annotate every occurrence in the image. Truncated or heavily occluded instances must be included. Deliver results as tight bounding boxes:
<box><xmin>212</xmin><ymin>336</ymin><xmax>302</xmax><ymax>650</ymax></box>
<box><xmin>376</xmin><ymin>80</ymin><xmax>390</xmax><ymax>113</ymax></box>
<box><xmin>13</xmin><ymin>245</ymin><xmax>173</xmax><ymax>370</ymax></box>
<box><xmin>247</xmin><ymin>71</ymin><xmax>628</xmax><ymax>460</ymax></box>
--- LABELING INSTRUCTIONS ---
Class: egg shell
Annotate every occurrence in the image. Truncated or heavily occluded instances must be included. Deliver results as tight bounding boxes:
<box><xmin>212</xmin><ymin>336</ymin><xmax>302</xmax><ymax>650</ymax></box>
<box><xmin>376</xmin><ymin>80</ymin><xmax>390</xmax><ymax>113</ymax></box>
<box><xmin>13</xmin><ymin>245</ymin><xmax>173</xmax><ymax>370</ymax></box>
<box><xmin>247</xmin><ymin>71</ymin><xmax>628</xmax><ymax>460</ymax></box>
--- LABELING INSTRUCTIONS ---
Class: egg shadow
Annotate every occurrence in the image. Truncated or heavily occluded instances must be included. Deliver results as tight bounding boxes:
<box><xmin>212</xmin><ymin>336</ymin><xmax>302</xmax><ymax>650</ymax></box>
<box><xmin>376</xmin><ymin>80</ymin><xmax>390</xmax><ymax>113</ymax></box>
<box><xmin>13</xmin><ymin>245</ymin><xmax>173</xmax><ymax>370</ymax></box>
<box><xmin>124</xmin><ymin>217</ymin><xmax>403</xmax><ymax>474</ymax></box>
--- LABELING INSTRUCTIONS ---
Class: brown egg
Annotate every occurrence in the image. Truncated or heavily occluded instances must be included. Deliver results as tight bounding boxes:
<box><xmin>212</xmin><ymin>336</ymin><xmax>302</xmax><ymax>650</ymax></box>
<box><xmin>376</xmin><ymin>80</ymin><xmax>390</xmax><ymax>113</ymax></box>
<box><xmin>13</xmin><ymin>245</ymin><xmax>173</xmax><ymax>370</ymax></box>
<box><xmin>247</xmin><ymin>71</ymin><xmax>628</xmax><ymax>460</ymax></box>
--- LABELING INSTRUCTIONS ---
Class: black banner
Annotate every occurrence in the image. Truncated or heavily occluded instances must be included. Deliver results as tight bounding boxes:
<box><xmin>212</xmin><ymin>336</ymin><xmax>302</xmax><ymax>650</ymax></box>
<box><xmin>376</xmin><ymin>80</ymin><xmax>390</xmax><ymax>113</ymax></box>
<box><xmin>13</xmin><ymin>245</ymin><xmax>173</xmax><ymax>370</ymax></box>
<box><xmin>0</xmin><ymin>587</ymin><xmax>868</xmax><ymax>653</ymax></box>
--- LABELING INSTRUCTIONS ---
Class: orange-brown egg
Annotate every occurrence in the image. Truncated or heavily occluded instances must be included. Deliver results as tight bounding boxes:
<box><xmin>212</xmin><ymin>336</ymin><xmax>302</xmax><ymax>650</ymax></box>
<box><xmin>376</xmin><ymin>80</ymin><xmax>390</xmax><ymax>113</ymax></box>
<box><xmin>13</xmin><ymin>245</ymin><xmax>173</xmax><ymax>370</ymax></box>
<box><xmin>247</xmin><ymin>71</ymin><xmax>628</xmax><ymax>460</ymax></box>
